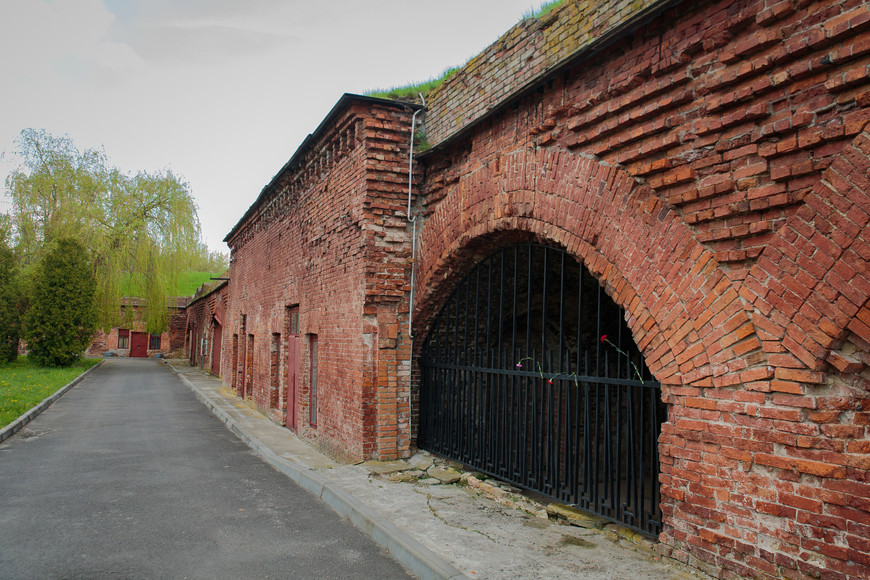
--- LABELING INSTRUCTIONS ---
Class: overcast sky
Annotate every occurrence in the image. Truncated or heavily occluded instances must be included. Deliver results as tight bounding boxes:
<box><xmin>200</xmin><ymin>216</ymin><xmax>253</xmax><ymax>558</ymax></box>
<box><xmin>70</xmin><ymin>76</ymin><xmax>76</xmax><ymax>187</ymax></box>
<box><xmin>0</xmin><ymin>0</ymin><xmax>550</xmax><ymax>253</ymax></box>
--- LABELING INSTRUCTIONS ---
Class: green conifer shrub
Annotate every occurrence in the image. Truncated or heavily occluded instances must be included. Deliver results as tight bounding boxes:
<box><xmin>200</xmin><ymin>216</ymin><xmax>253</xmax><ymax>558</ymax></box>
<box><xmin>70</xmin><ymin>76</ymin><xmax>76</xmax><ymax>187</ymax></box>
<box><xmin>0</xmin><ymin>243</ymin><xmax>21</xmax><ymax>363</ymax></box>
<box><xmin>25</xmin><ymin>238</ymin><xmax>97</xmax><ymax>367</ymax></box>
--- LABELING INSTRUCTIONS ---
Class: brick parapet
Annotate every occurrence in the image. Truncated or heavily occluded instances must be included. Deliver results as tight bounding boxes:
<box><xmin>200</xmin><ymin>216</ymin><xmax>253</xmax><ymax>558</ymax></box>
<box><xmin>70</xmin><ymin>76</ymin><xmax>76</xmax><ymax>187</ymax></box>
<box><xmin>424</xmin><ymin>0</ymin><xmax>671</xmax><ymax>146</ymax></box>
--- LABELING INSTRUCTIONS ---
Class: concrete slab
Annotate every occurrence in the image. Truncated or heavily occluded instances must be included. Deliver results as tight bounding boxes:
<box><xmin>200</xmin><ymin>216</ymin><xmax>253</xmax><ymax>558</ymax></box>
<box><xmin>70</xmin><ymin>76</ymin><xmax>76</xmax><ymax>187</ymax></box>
<box><xmin>362</xmin><ymin>460</ymin><xmax>413</xmax><ymax>474</ymax></box>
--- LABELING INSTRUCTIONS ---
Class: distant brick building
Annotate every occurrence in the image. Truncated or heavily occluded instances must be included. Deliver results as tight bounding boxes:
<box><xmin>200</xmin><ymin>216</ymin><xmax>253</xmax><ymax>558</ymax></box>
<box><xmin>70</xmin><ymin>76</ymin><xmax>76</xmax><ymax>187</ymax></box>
<box><xmin>184</xmin><ymin>280</ymin><xmax>228</xmax><ymax>376</ymax></box>
<box><xmin>86</xmin><ymin>298</ymin><xmax>187</xmax><ymax>358</ymax></box>
<box><xmin>222</xmin><ymin>0</ymin><xmax>870</xmax><ymax>577</ymax></box>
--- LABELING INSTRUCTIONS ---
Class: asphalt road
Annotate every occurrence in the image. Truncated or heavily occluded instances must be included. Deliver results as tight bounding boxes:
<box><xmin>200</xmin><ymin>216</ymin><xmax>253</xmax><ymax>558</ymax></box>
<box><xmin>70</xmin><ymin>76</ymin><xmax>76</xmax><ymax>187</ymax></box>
<box><xmin>0</xmin><ymin>358</ymin><xmax>413</xmax><ymax>580</ymax></box>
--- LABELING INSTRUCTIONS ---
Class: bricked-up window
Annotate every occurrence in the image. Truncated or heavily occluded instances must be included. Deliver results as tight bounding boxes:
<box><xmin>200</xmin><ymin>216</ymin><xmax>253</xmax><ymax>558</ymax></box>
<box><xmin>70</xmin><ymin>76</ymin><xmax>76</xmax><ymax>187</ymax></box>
<box><xmin>231</xmin><ymin>334</ymin><xmax>239</xmax><ymax>389</ymax></box>
<box><xmin>245</xmin><ymin>334</ymin><xmax>254</xmax><ymax>397</ymax></box>
<box><xmin>270</xmin><ymin>333</ymin><xmax>280</xmax><ymax>408</ymax></box>
<box><xmin>287</xmin><ymin>305</ymin><xmax>300</xmax><ymax>335</ymax></box>
<box><xmin>149</xmin><ymin>333</ymin><xmax>161</xmax><ymax>350</ymax></box>
<box><xmin>117</xmin><ymin>329</ymin><xmax>130</xmax><ymax>349</ymax></box>
<box><xmin>239</xmin><ymin>315</ymin><xmax>247</xmax><ymax>394</ymax></box>
<box><xmin>309</xmin><ymin>335</ymin><xmax>318</xmax><ymax>427</ymax></box>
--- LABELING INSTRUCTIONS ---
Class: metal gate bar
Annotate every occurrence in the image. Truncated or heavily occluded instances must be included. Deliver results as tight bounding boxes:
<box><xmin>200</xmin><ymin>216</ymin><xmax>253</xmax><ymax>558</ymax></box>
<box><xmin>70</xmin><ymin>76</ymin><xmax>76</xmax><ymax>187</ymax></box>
<box><xmin>419</xmin><ymin>244</ymin><xmax>664</xmax><ymax>537</ymax></box>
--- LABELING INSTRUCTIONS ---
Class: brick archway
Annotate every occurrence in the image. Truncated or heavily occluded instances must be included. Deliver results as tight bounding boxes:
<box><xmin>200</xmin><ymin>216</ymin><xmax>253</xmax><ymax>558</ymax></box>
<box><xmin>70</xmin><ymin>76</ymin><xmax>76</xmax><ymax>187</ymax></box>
<box><xmin>415</xmin><ymin>148</ymin><xmax>763</xmax><ymax>388</ymax></box>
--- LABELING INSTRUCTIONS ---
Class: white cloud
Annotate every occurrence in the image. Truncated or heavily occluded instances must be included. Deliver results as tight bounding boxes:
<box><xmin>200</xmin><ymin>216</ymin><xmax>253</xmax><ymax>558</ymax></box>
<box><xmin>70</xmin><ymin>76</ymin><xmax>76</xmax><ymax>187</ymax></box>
<box><xmin>0</xmin><ymin>0</ymin><xmax>144</xmax><ymax>80</ymax></box>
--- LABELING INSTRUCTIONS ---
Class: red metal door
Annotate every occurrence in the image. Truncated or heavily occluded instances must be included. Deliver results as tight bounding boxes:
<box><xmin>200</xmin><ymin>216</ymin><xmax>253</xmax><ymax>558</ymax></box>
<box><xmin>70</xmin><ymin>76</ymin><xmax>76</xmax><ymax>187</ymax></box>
<box><xmin>211</xmin><ymin>323</ymin><xmax>222</xmax><ymax>376</ymax></box>
<box><xmin>130</xmin><ymin>332</ymin><xmax>148</xmax><ymax>358</ymax></box>
<box><xmin>286</xmin><ymin>335</ymin><xmax>300</xmax><ymax>431</ymax></box>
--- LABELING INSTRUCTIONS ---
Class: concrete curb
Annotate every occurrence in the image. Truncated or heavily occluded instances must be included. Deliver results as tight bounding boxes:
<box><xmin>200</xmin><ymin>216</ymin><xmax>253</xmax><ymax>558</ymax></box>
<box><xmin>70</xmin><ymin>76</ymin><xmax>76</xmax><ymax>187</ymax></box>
<box><xmin>0</xmin><ymin>359</ymin><xmax>105</xmax><ymax>444</ymax></box>
<box><xmin>171</xmin><ymin>365</ymin><xmax>467</xmax><ymax>580</ymax></box>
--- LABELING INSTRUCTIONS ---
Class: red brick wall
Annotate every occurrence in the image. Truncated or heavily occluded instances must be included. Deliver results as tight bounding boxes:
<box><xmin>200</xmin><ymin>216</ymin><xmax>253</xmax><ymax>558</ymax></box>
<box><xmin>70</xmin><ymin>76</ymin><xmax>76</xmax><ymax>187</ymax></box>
<box><xmin>167</xmin><ymin>305</ymin><xmax>188</xmax><ymax>355</ymax></box>
<box><xmin>414</xmin><ymin>0</ymin><xmax>870</xmax><ymax>578</ymax></box>
<box><xmin>85</xmin><ymin>329</ymin><xmax>111</xmax><ymax>357</ymax></box>
<box><xmin>184</xmin><ymin>282</ymin><xmax>227</xmax><ymax>372</ymax></box>
<box><xmin>217</xmin><ymin>0</ymin><xmax>867</xmax><ymax>575</ymax></box>
<box><xmin>224</xmin><ymin>99</ymin><xmax>415</xmax><ymax>461</ymax></box>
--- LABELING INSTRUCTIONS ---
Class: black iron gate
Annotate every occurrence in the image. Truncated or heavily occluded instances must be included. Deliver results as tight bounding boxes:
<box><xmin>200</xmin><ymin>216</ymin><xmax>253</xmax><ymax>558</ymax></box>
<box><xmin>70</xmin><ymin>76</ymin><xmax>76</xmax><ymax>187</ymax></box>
<box><xmin>419</xmin><ymin>244</ymin><xmax>665</xmax><ymax>537</ymax></box>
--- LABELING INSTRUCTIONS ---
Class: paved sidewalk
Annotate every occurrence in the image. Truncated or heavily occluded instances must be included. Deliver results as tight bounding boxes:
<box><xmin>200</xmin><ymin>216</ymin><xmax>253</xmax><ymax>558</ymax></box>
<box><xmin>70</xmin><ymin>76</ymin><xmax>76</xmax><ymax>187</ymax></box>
<box><xmin>166</xmin><ymin>360</ymin><xmax>708</xmax><ymax>580</ymax></box>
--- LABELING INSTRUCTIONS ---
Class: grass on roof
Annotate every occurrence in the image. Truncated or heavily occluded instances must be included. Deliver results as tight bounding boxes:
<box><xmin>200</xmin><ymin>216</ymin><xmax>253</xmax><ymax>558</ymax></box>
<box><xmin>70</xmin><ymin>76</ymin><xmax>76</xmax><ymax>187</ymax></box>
<box><xmin>366</xmin><ymin>1</ymin><xmax>567</xmax><ymax>103</ymax></box>
<box><xmin>522</xmin><ymin>0</ymin><xmax>567</xmax><ymax>20</ymax></box>
<box><xmin>366</xmin><ymin>67</ymin><xmax>458</xmax><ymax>102</ymax></box>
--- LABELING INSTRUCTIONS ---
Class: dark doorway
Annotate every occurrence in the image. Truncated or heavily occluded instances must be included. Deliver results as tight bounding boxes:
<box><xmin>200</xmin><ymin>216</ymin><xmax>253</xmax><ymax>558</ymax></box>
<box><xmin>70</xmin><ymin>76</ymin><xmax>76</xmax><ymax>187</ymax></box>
<box><xmin>286</xmin><ymin>335</ymin><xmax>300</xmax><ymax>431</ymax></box>
<box><xmin>211</xmin><ymin>322</ymin><xmax>222</xmax><ymax>376</ymax></box>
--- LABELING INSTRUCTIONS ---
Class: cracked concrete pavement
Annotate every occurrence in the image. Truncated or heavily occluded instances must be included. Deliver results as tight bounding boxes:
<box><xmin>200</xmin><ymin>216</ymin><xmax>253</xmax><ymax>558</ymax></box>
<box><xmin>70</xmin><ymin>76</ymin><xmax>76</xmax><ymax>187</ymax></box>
<box><xmin>323</xmin><ymin>458</ymin><xmax>705</xmax><ymax>579</ymax></box>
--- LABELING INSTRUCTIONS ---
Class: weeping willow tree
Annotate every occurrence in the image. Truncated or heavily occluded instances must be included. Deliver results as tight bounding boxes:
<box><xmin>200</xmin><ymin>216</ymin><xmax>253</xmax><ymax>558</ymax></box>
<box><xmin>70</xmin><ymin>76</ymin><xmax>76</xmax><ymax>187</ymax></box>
<box><xmin>4</xmin><ymin>128</ymin><xmax>223</xmax><ymax>333</ymax></box>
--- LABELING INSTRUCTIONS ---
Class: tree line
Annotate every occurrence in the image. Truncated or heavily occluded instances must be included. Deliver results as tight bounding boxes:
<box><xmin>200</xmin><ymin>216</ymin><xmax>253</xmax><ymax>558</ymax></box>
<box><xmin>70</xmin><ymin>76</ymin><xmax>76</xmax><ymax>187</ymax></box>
<box><xmin>0</xmin><ymin>129</ymin><xmax>227</xmax><ymax>366</ymax></box>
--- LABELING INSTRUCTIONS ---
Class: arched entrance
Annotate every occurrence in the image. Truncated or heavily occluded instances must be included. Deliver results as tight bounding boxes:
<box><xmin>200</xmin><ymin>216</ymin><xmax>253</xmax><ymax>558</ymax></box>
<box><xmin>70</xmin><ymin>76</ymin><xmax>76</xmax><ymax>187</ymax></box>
<box><xmin>419</xmin><ymin>244</ymin><xmax>664</xmax><ymax>536</ymax></box>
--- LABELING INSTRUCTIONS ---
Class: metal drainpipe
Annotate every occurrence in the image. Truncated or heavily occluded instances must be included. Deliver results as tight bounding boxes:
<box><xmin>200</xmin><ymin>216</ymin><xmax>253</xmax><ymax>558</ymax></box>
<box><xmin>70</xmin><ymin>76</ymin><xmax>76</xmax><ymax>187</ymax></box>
<box><xmin>407</xmin><ymin>98</ymin><xmax>425</xmax><ymax>340</ymax></box>
<box><xmin>406</xmin><ymin>95</ymin><xmax>425</xmax><ymax>445</ymax></box>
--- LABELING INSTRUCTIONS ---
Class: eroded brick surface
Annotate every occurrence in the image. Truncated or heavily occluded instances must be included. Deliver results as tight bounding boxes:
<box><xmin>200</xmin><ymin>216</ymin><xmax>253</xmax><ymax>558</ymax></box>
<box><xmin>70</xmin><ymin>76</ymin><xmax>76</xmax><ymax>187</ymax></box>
<box><xmin>415</xmin><ymin>0</ymin><xmax>870</xmax><ymax>577</ymax></box>
<box><xmin>220</xmin><ymin>1</ymin><xmax>870</xmax><ymax>577</ymax></box>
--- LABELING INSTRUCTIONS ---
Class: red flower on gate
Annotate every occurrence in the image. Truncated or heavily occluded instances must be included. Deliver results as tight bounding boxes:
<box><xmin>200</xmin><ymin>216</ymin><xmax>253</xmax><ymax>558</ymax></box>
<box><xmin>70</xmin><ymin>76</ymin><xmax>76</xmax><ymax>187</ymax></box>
<box><xmin>600</xmin><ymin>335</ymin><xmax>644</xmax><ymax>383</ymax></box>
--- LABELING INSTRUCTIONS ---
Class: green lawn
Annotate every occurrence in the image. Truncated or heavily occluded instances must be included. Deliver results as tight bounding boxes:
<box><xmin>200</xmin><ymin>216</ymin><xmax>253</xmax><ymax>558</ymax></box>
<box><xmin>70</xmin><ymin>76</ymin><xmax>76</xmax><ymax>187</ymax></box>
<box><xmin>175</xmin><ymin>271</ymin><xmax>222</xmax><ymax>297</ymax></box>
<box><xmin>0</xmin><ymin>357</ymin><xmax>100</xmax><ymax>429</ymax></box>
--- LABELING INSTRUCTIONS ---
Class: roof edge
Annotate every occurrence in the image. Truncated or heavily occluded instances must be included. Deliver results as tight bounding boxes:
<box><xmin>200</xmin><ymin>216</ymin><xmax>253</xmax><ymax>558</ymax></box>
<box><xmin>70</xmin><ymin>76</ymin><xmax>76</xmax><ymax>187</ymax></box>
<box><xmin>224</xmin><ymin>94</ymin><xmax>423</xmax><ymax>244</ymax></box>
<box><xmin>186</xmin><ymin>279</ymin><xmax>229</xmax><ymax>308</ymax></box>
